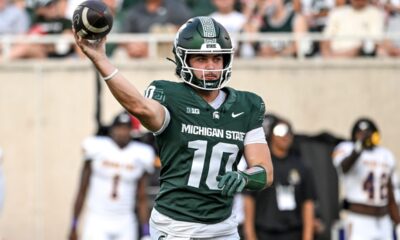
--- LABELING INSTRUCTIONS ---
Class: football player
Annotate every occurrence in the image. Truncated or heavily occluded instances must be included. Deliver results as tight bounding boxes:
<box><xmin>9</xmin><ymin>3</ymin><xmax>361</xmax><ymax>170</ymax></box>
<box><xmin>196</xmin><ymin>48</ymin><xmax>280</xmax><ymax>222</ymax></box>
<box><xmin>69</xmin><ymin>112</ymin><xmax>155</xmax><ymax>240</ymax></box>
<box><xmin>73</xmin><ymin>16</ymin><xmax>273</xmax><ymax>239</ymax></box>
<box><xmin>332</xmin><ymin>118</ymin><xmax>400</xmax><ymax>240</ymax></box>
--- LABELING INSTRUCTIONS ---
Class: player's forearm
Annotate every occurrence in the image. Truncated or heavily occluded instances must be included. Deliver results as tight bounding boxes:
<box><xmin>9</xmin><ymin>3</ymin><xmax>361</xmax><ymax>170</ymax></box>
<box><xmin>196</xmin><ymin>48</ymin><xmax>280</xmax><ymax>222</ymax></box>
<box><xmin>252</xmin><ymin>145</ymin><xmax>274</xmax><ymax>188</ymax></box>
<box><xmin>389</xmin><ymin>199</ymin><xmax>400</xmax><ymax>226</ymax></box>
<box><xmin>137</xmin><ymin>176</ymin><xmax>150</xmax><ymax>225</ymax></box>
<box><xmin>106</xmin><ymin>76</ymin><xmax>146</xmax><ymax>113</ymax></box>
<box><xmin>243</xmin><ymin>196</ymin><xmax>258</xmax><ymax>240</ymax></box>
<box><xmin>86</xmin><ymin>50</ymin><xmax>113</xmax><ymax>75</ymax></box>
<box><xmin>340</xmin><ymin>150</ymin><xmax>361</xmax><ymax>173</ymax></box>
<box><xmin>302</xmin><ymin>200</ymin><xmax>315</xmax><ymax>240</ymax></box>
<box><xmin>91</xmin><ymin>58</ymin><xmax>164</xmax><ymax>131</ymax></box>
<box><xmin>90</xmin><ymin>56</ymin><xmax>146</xmax><ymax>113</ymax></box>
<box><xmin>244</xmin><ymin>144</ymin><xmax>274</xmax><ymax>188</ymax></box>
<box><xmin>71</xmin><ymin>198</ymin><xmax>84</xmax><ymax>225</ymax></box>
<box><xmin>71</xmin><ymin>162</ymin><xmax>91</xmax><ymax>229</ymax></box>
<box><xmin>387</xmin><ymin>180</ymin><xmax>400</xmax><ymax>225</ymax></box>
<box><xmin>264</xmin><ymin>146</ymin><xmax>274</xmax><ymax>187</ymax></box>
<box><xmin>137</xmin><ymin>198</ymin><xmax>149</xmax><ymax>225</ymax></box>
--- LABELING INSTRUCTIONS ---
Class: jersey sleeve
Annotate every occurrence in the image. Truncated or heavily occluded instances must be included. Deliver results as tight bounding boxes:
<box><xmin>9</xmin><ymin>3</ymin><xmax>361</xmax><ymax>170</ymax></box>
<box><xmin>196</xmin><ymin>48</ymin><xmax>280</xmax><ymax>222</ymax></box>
<box><xmin>332</xmin><ymin>142</ymin><xmax>353</xmax><ymax>168</ymax></box>
<box><xmin>392</xmin><ymin>171</ymin><xmax>400</xmax><ymax>202</ymax></box>
<box><xmin>246</xmin><ymin>93</ymin><xmax>266</xmax><ymax>131</ymax></box>
<box><xmin>144</xmin><ymin>80</ymin><xmax>168</xmax><ymax>106</ymax></box>
<box><xmin>302</xmin><ymin>165</ymin><xmax>318</xmax><ymax>201</ymax></box>
<box><xmin>144</xmin><ymin>80</ymin><xmax>172</xmax><ymax>135</ymax></box>
<box><xmin>81</xmin><ymin>136</ymin><xmax>100</xmax><ymax>161</ymax></box>
<box><xmin>386</xmin><ymin>149</ymin><xmax>397</xmax><ymax>176</ymax></box>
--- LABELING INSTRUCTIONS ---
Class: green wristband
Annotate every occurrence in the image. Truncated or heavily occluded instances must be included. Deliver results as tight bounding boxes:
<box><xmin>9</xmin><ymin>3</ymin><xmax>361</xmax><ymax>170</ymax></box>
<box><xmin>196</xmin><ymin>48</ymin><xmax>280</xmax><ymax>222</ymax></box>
<box><xmin>240</xmin><ymin>165</ymin><xmax>267</xmax><ymax>190</ymax></box>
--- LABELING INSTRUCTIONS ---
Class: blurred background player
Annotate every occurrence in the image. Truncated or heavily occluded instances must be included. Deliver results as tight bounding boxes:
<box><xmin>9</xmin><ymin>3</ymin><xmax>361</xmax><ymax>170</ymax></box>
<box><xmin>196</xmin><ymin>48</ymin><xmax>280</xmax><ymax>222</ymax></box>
<box><xmin>332</xmin><ymin>117</ymin><xmax>400</xmax><ymax>240</ymax></box>
<box><xmin>68</xmin><ymin>112</ymin><xmax>156</xmax><ymax>240</ymax></box>
<box><xmin>243</xmin><ymin>115</ymin><xmax>317</xmax><ymax>240</ymax></box>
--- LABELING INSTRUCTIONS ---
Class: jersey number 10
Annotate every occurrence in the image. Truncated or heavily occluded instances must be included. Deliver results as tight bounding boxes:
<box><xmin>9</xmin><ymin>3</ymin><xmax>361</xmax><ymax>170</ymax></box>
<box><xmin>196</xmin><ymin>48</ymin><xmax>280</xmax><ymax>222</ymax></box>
<box><xmin>187</xmin><ymin>140</ymin><xmax>239</xmax><ymax>190</ymax></box>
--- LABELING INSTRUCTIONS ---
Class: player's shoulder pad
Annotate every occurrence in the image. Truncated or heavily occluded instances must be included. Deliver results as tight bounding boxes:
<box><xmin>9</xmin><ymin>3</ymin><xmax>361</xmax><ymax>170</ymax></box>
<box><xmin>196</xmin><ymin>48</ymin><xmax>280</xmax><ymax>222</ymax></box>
<box><xmin>129</xmin><ymin>140</ymin><xmax>154</xmax><ymax>152</ymax></box>
<box><xmin>145</xmin><ymin>80</ymin><xmax>177</xmax><ymax>99</ymax></box>
<box><xmin>378</xmin><ymin>146</ymin><xmax>396</xmax><ymax>163</ymax></box>
<box><xmin>233</xmin><ymin>89</ymin><xmax>265</xmax><ymax>108</ymax></box>
<box><xmin>334</xmin><ymin>141</ymin><xmax>352</xmax><ymax>150</ymax></box>
<box><xmin>82</xmin><ymin>135</ymin><xmax>109</xmax><ymax>151</ymax></box>
<box><xmin>145</xmin><ymin>80</ymin><xmax>186</xmax><ymax>103</ymax></box>
<box><xmin>232</xmin><ymin>89</ymin><xmax>266</xmax><ymax>123</ymax></box>
<box><xmin>332</xmin><ymin>141</ymin><xmax>353</xmax><ymax>158</ymax></box>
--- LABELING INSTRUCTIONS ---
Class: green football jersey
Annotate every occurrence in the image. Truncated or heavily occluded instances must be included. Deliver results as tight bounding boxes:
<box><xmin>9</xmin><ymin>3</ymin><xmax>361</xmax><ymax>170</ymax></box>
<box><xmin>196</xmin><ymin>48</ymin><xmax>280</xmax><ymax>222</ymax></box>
<box><xmin>145</xmin><ymin>80</ymin><xmax>266</xmax><ymax>223</ymax></box>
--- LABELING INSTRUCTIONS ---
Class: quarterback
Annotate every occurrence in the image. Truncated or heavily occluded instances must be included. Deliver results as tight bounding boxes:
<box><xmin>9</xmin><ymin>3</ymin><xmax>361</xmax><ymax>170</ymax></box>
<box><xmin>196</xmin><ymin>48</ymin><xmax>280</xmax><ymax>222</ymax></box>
<box><xmin>73</xmin><ymin>16</ymin><xmax>273</xmax><ymax>239</ymax></box>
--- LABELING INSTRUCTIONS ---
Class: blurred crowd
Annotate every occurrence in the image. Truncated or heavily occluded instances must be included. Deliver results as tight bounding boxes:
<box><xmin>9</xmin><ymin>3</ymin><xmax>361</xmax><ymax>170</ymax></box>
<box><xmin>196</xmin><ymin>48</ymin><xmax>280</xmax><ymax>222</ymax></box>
<box><xmin>1</xmin><ymin>0</ymin><xmax>400</xmax><ymax>60</ymax></box>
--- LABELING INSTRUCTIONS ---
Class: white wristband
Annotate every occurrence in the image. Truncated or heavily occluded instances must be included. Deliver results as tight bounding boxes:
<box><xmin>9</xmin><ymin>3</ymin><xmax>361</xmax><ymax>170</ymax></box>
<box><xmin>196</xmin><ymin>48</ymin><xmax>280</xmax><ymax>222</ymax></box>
<box><xmin>102</xmin><ymin>69</ymin><xmax>119</xmax><ymax>81</ymax></box>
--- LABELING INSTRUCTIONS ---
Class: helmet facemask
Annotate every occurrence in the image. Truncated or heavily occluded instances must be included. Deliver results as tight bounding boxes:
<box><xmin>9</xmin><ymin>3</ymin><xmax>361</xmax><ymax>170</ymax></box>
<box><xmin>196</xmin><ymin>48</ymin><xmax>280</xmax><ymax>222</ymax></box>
<box><xmin>176</xmin><ymin>47</ymin><xmax>234</xmax><ymax>90</ymax></box>
<box><xmin>173</xmin><ymin>17</ymin><xmax>234</xmax><ymax>90</ymax></box>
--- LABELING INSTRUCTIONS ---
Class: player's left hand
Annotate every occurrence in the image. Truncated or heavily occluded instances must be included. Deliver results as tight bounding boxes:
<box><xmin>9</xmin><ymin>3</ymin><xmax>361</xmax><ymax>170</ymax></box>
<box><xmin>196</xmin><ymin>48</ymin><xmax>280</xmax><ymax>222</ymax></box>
<box><xmin>217</xmin><ymin>171</ymin><xmax>247</xmax><ymax>197</ymax></box>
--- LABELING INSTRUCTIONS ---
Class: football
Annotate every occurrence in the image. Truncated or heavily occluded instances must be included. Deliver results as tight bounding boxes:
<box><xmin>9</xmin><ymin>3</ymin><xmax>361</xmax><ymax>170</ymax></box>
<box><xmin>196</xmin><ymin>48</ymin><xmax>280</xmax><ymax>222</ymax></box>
<box><xmin>72</xmin><ymin>0</ymin><xmax>113</xmax><ymax>40</ymax></box>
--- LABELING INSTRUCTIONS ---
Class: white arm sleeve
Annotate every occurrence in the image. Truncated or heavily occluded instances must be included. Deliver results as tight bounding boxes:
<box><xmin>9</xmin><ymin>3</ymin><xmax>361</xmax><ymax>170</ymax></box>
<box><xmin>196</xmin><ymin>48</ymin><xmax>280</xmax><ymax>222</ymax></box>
<box><xmin>153</xmin><ymin>106</ymin><xmax>171</xmax><ymax>136</ymax></box>
<box><xmin>244</xmin><ymin>127</ymin><xmax>267</xmax><ymax>145</ymax></box>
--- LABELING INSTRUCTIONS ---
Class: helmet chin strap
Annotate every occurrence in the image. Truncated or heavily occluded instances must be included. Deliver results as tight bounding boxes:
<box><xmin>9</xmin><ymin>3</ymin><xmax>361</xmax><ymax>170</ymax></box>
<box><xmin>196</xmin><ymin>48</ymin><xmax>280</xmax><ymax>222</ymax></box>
<box><xmin>166</xmin><ymin>57</ymin><xmax>177</xmax><ymax>65</ymax></box>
